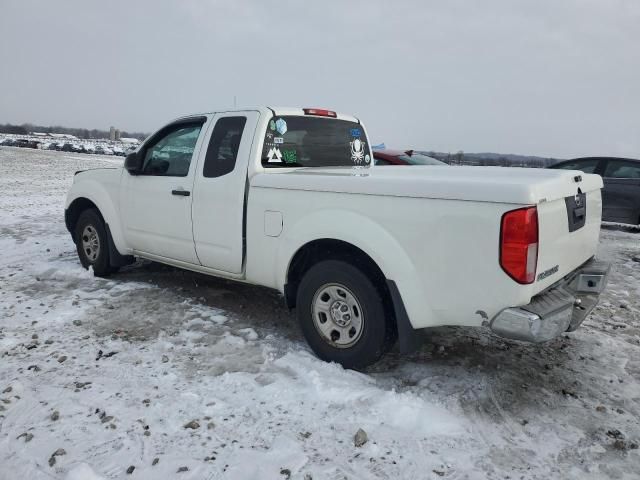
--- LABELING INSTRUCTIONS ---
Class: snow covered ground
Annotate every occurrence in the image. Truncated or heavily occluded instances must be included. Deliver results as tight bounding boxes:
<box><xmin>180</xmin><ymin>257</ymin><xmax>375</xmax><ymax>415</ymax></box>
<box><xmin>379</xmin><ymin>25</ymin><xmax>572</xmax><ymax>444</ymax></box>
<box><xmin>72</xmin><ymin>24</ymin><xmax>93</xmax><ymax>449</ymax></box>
<box><xmin>1</xmin><ymin>147</ymin><xmax>639</xmax><ymax>480</ymax></box>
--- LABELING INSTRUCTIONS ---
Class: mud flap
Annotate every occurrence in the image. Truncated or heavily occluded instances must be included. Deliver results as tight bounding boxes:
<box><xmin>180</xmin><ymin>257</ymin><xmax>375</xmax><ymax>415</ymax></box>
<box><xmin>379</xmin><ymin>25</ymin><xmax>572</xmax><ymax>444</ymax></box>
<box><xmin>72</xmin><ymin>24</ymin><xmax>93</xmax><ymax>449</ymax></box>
<box><xmin>386</xmin><ymin>280</ymin><xmax>426</xmax><ymax>353</ymax></box>
<box><xmin>105</xmin><ymin>224</ymin><xmax>134</xmax><ymax>268</ymax></box>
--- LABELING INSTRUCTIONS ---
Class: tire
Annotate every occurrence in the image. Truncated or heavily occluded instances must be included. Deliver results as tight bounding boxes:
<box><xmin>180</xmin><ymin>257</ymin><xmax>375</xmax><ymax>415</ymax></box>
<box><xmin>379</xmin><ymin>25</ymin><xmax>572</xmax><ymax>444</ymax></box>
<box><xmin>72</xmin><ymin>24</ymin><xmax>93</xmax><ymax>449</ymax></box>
<box><xmin>74</xmin><ymin>209</ymin><xmax>116</xmax><ymax>277</ymax></box>
<box><xmin>296</xmin><ymin>259</ymin><xmax>395</xmax><ymax>369</ymax></box>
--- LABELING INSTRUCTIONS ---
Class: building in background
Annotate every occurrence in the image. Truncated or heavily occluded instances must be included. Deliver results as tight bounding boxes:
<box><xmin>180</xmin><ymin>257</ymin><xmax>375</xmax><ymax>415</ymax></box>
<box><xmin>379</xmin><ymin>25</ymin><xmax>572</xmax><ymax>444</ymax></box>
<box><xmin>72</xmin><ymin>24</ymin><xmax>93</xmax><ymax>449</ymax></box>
<box><xmin>109</xmin><ymin>126</ymin><xmax>116</xmax><ymax>141</ymax></box>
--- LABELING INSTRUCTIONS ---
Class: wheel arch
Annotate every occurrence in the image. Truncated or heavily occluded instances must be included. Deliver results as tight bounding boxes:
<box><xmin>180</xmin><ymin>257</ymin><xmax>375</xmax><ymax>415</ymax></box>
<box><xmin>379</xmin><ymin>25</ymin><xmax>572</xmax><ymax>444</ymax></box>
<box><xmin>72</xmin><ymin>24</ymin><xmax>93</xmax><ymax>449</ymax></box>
<box><xmin>284</xmin><ymin>238</ymin><xmax>389</xmax><ymax>309</ymax></box>
<box><xmin>65</xmin><ymin>177</ymin><xmax>128</xmax><ymax>255</ymax></box>
<box><xmin>65</xmin><ymin>195</ymin><xmax>133</xmax><ymax>268</ymax></box>
<box><xmin>283</xmin><ymin>237</ymin><xmax>425</xmax><ymax>353</ymax></box>
<box><xmin>285</xmin><ymin>238</ymin><xmax>399</xmax><ymax>339</ymax></box>
<box><xmin>271</xmin><ymin>208</ymin><xmax>433</xmax><ymax>351</ymax></box>
<box><xmin>65</xmin><ymin>197</ymin><xmax>103</xmax><ymax>238</ymax></box>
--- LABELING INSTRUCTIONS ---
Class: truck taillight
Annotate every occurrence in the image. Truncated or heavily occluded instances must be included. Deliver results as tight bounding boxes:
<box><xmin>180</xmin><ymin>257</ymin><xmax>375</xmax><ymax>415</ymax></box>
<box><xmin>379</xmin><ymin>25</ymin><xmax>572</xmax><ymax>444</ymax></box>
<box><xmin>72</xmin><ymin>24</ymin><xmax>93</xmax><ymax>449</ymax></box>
<box><xmin>500</xmin><ymin>207</ymin><xmax>538</xmax><ymax>284</ymax></box>
<box><xmin>303</xmin><ymin>108</ymin><xmax>337</xmax><ymax>118</ymax></box>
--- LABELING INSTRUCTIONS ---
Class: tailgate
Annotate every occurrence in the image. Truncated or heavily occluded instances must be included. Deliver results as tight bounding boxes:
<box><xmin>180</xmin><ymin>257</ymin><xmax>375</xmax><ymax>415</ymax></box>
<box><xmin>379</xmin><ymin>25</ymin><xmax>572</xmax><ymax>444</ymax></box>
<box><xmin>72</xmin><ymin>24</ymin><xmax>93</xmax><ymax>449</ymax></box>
<box><xmin>533</xmin><ymin>172</ymin><xmax>603</xmax><ymax>293</ymax></box>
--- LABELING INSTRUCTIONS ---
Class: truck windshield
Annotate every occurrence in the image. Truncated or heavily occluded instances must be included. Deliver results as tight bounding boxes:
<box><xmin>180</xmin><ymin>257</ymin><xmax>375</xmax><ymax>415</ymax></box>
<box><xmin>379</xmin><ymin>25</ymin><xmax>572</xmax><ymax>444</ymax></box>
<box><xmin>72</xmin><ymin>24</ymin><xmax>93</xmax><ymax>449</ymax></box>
<box><xmin>261</xmin><ymin>116</ymin><xmax>371</xmax><ymax>168</ymax></box>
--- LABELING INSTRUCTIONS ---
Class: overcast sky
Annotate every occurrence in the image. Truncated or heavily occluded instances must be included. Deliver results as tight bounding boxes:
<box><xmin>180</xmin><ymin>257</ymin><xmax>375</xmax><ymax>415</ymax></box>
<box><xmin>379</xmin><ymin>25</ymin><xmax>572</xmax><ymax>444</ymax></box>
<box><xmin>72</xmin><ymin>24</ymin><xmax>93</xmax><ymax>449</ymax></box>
<box><xmin>1</xmin><ymin>0</ymin><xmax>638</xmax><ymax>158</ymax></box>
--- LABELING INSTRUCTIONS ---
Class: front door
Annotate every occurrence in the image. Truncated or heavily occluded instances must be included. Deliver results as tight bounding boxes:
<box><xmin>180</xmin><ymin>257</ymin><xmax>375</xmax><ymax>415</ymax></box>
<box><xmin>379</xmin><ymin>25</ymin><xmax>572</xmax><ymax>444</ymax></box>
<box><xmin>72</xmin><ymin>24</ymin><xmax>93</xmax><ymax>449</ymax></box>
<box><xmin>121</xmin><ymin>118</ymin><xmax>207</xmax><ymax>263</ymax></box>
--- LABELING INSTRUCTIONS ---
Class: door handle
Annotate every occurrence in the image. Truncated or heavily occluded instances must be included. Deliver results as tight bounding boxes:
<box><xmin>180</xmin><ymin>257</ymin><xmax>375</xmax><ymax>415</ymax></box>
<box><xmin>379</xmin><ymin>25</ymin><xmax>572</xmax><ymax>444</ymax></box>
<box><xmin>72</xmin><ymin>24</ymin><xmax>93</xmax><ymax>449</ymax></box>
<box><xmin>171</xmin><ymin>189</ymin><xmax>190</xmax><ymax>196</ymax></box>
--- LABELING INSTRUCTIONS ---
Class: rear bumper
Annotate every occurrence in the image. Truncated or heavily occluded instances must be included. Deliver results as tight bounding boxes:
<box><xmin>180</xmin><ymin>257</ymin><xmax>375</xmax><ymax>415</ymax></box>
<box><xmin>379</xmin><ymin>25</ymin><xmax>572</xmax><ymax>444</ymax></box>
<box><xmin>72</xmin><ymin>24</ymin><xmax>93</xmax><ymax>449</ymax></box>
<box><xmin>489</xmin><ymin>258</ymin><xmax>610</xmax><ymax>343</ymax></box>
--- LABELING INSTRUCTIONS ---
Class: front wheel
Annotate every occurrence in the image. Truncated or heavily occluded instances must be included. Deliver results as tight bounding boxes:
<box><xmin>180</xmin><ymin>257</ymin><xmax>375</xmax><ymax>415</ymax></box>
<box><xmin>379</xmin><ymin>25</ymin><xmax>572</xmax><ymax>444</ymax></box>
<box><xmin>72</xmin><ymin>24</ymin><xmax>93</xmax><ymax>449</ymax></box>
<box><xmin>296</xmin><ymin>260</ymin><xmax>394</xmax><ymax>369</ymax></box>
<box><xmin>74</xmin><ymin>209</ymin><xmax>117</xmax><ymax>277</ymax></box>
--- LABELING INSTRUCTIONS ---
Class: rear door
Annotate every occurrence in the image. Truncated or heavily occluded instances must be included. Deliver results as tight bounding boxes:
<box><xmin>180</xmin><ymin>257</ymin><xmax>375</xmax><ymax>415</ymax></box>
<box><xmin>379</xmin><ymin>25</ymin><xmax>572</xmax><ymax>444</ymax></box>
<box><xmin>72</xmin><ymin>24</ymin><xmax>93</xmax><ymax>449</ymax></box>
<box><xmin>191</xmin><ymin>110</ymin><xmax>260</xmax><ymax>273</ymax></box>
<box><xmin>601</xmin><ymin>159</ymin><xmax>640</xmax><ymax>224</ymax></box>
<box><xmin>121</xmin><ymin>117</ymin><xmax>207</xmax><ymax>263</ymax></box>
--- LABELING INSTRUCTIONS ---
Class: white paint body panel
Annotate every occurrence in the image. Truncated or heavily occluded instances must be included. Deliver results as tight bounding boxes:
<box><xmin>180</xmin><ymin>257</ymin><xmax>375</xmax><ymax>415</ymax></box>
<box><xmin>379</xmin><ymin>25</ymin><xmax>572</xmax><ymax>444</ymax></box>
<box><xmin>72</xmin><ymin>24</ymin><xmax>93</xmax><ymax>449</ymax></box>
<box><xmin>65</xmin><ymin>106</ymin><xmax>604</xmax><ymax>331</ymax></box>
<box><xmin>191</xmin><ymin>110</ymin><xmax>261</xmax><ymax>273</ymax></box>
<box><xmin>245</xmin><ymin>172</ymin><xmax>602</xmax><ymax>329</ymax></box>
<box><xmin>120</xmin><ymin>175</ymin><xmax>199</xmax><ymax>264</ymax></box>
<box><xmin>250</xmin><ymin>165</ymin><xmax>602</xmax><ymax>205</ymax></box>
<box><xmin>64</xmin><ymin>168</ymin><xmax>127</xmax><ymax>252</ymax></box>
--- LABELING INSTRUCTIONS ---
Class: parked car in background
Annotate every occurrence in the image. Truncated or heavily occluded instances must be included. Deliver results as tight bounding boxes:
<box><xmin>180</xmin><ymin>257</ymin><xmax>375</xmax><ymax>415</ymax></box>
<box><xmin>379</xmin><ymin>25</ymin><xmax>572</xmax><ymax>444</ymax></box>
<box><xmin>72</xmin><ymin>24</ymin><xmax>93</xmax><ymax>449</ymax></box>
<box><xmin>373</xmin><ymin>149</ymin><xmax>446</xmax><ymax>166</ymax></box>
<box><xmin>15</xmin><ymin>139</ymin><xmax>40</xmax><ymax>149</ymax></box>
<box><xmin>95</xmin><ymin>145</ymin><xmax>115</xmax><ymax>155</ymax></box>
<box><xmin>550</xmin><ymin>157</ymin><xmax>640</xmax><ymax>225</ymax></box>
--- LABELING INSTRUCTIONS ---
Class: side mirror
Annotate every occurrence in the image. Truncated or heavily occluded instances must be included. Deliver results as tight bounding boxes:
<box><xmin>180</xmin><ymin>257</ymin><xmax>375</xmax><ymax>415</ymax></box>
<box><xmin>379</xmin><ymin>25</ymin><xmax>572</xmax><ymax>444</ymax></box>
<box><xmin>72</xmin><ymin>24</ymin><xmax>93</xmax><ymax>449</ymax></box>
<box><xmin>124</xmin><ymin>152</ymin><xmax>143</xmax><ymax>175</ymax></box>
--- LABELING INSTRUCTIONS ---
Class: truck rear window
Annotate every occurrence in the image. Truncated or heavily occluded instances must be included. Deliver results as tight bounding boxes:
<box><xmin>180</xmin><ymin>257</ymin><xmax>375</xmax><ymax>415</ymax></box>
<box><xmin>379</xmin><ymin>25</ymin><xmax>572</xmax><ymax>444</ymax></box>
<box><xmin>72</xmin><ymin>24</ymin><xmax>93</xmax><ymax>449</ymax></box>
<box><xmin>261</xmin><ymin>116</ymin><xmax>371</xmax><ymax>168</ymax></box>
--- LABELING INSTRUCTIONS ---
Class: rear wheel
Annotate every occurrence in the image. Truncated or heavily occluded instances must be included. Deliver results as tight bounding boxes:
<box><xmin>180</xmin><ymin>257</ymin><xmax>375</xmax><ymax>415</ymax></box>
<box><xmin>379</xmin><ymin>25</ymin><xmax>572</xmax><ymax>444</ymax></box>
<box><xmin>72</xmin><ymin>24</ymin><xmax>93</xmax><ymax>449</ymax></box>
<box><xmin>296</xmin><ymin>260</ymin><xmax>394</xmax><ymax>369</ymax></box>
<box><xmin>74</xmin><ymin>209</ymin><xmax>117</xmax><ymax>277</ymax></box>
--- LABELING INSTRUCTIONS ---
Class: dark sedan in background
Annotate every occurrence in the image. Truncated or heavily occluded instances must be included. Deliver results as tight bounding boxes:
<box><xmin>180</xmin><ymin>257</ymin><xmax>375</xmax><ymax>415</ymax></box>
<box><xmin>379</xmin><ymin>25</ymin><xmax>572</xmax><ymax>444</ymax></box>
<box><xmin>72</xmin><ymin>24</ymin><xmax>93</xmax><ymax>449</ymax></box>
<box><xmin>373</xmin><ymin>149</ymin><xmax>446</xmax><ymax>166</ymax></box>
<box><xmin>550</xmin><ymin>157</ymin><xmax>640</xmax><ymax>225</ymax></box>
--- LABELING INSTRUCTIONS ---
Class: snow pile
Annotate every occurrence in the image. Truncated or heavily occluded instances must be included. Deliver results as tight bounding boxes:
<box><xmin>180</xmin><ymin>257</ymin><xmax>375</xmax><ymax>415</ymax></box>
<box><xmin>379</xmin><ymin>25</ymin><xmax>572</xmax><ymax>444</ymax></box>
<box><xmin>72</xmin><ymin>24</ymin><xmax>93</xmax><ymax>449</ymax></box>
<box><xmin>65</xmin><ymin>463</ymin><xmax>106</xmax><ymax>480</ymax></box>
<box><xmin>1</xmin><ymin>148</ymin><xmax>639</xmax><ymax>479</ymax></box>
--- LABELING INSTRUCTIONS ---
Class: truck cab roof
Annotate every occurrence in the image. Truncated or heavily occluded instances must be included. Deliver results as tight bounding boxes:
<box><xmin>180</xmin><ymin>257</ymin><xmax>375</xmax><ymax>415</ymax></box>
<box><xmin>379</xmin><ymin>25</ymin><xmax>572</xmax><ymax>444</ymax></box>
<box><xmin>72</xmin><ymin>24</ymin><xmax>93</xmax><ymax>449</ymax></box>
<box><xmin>173</xmin><ymin>107</ymin><xmax>360</xmax><ymax>125</ymax></box>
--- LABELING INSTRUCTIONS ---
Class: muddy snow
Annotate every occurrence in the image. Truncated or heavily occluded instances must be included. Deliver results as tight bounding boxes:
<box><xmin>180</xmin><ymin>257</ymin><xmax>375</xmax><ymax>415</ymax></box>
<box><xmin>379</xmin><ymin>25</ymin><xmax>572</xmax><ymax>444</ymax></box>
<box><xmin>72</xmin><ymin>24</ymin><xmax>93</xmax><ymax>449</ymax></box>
<box><xmin>1</xmin><ymin>148</ymin><xmax>639</xmax><ymax>479</ymax></box>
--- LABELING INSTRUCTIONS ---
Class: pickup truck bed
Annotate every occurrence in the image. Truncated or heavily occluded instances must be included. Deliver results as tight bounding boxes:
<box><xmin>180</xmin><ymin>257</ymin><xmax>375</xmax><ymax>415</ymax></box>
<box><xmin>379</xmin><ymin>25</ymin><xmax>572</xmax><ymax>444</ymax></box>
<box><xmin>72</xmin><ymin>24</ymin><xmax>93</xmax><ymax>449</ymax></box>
<box><xmin>248</xmin><ymin>165</ymin><xmax>603</xmax><ymax>327</ymax></box>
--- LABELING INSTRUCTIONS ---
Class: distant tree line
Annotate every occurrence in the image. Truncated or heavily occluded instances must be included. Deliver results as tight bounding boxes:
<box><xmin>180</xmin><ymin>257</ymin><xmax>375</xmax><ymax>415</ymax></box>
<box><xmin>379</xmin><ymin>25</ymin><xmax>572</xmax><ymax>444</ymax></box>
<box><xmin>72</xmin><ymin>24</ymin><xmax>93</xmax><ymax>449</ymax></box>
<box><xmin>0</xmin><ymin>123</ymin><xmax>148</xmax><ymax>140</ymax></box>
<box><xmin>421</xmin><ymin>150</ymin><xmax>561</xmax><ymax>168</ymax></box>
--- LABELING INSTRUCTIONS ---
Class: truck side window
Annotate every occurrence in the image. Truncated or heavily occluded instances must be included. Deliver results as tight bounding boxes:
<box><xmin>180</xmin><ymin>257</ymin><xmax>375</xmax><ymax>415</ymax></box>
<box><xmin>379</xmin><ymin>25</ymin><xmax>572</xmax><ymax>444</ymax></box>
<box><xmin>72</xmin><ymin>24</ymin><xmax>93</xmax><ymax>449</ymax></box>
<box><xmin>141</xmin><ymin>124</ymin><xmax>202</xmax><ymax>177</ymax></box>
<box><xmin>203</xmin><ymin>116</ymin><xmax>247</xmax><ymax>178</ymax></box>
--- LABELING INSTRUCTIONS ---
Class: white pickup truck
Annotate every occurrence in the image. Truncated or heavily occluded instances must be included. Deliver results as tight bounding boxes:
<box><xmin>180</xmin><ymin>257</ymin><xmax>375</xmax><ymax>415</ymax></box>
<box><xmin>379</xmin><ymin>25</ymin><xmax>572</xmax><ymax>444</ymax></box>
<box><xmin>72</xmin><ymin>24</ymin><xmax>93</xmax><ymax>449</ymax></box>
<box><xmin>65</xmin><ymin>107</ymin><xmax>610</xmax><ymax>368</ymax></box>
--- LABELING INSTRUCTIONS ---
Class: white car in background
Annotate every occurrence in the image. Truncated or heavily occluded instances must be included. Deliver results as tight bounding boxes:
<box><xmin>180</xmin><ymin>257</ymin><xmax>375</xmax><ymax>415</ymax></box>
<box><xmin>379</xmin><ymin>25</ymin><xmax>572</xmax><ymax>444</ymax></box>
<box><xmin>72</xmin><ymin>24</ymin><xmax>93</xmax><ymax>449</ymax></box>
<box><xmin>95</xmin><ymin>145</ymin><xmax>113</xmax><ymax>155</ymax></box>
<box><xmin>112</xmin><ymin>146</ymin><xmax>125</xmax><ymax>156</ymax></box>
